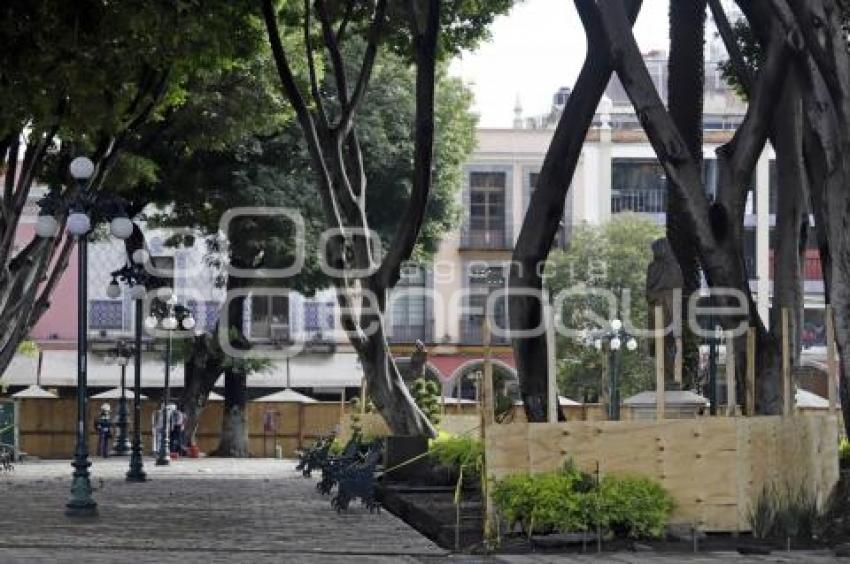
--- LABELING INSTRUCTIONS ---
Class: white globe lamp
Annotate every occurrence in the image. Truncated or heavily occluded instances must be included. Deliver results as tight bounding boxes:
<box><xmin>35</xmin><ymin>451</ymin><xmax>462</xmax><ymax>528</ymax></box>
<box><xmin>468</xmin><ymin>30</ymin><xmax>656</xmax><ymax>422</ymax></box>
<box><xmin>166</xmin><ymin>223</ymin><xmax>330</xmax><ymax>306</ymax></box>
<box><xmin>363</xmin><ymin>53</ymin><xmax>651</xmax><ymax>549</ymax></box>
<box><xmin>109</xmin><ymin>217</ymin><xmax>133</xmax><ymax>240</ymax></box>
<box><xmin>626</xmin><ymin>338</ymin><xmax>638</xmax><ymax>351</ymax></box>
<box><xmin>35</xmin><ymin>215</ymin><xmax>59</xmax><ymax>238</ymax></box>
<box><xmin>181</xmin><ymin>316</ymin><xmax>196</xmax><ymax>331</ymax></box>
<box><xmin>106</xmin><ymin>280</ymin><xmax>121</xmax><ymax>299</ymax></box>
<box><xmin>66</xmin><ymin>211</ymin><xmax>91</xmax><ymax>236</ymax></box>
<box><xmin>144</xmin><ymin>316</ymin><xmax>158</xmax><ymax>330</ymax></box>
<box><xmin>611</xmin><ymin>319</ymin><xmax>622</xmax><ymax>331</ymax></box>
<box><xmin>610</xmin><ymin>337</ymin><xmax>621</xmax><ymax>351</ymax></box>
<box><xmin>69</xmin><ymin>157</ymin><xmax>95</xmax><ymax>180</ymax></box>
<box><xmin>132</xmin><ymin>249</ymin><xmax>148</xmax><ymax>265</ymax></box>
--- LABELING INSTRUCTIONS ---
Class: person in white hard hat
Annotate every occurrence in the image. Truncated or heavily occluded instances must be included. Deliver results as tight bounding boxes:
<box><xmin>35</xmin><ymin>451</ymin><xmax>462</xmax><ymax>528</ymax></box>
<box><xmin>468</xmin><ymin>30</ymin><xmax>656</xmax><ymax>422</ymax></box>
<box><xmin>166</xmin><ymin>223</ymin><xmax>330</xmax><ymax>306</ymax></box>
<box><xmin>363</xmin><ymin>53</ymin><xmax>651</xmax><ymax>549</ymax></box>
<box><xmin>95</xmin><ymin>403</ymin><xmax>113</xmax><ymax>458</ymax></box>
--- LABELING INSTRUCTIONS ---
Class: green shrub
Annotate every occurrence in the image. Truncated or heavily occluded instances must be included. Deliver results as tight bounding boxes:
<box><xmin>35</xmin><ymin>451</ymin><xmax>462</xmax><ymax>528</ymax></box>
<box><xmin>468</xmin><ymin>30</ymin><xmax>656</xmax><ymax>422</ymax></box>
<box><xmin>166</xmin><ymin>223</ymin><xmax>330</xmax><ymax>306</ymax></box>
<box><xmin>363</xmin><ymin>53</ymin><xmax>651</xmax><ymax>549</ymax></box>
<box><xmin>492</xmin><ymin>465</ymin><xmax>674</xmax><ymax>539</ymax></box>
<box><xmin>491</xmin><ymin>471</ymin><xmax>587</xmax><ymax>535</ymax></box>
<box><xmin>428</xmin><ymin>433</ymin><xmax>483</xmax><ymax>476</ymax></box>
<box><xmin>594</xmin><ymin>476</ymin><xmax>674</xmax><ymax>539</ymax></box>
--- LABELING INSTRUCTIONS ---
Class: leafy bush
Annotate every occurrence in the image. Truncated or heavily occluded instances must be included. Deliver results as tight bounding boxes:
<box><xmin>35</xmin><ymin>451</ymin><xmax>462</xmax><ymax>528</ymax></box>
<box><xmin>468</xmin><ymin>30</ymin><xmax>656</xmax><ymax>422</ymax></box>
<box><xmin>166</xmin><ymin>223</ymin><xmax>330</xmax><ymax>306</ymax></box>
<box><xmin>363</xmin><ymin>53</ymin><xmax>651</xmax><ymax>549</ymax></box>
<box><xmin>594</xmin><ymin>476</ymin><xmax>674</xmax><ymax>538</ymax></box>
<box><xmin>429</xmin><ymin>433</ymin><xmax>483</xmax><ymax>476</ymax></box>
<box><xmin>411</xmin><ymin>378</ymin><xmax>441</xmax><ymax>426</ymax></box>
<box><xmin>492</xmin><ymin>464</ymin><xmax>674</xmax><ymax>539</ymax></box>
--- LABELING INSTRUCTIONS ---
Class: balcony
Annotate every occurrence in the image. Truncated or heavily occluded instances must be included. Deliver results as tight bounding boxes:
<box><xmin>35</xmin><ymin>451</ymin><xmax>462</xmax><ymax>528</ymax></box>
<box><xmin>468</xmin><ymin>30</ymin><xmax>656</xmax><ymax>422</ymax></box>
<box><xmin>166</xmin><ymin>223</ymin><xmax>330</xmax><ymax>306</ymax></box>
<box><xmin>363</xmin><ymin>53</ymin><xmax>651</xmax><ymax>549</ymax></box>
<box><xmin>460</xmin><ymin>229</ymin><xmax>510</xmax><ymax>251</ymax></box>
<box><xmin>386</xmin><ymin>324</ymin><xmax>435</xmax><ymax>344</ymax></box>
<box><xmin>611</xmin><ymin>189</ymin><xmax>666</xmax><ymax>214</ymax></box>
<box><xmin>460</xmin><ymin>319</ymin><xmax>510</xmax><ymax>345</ymax></box>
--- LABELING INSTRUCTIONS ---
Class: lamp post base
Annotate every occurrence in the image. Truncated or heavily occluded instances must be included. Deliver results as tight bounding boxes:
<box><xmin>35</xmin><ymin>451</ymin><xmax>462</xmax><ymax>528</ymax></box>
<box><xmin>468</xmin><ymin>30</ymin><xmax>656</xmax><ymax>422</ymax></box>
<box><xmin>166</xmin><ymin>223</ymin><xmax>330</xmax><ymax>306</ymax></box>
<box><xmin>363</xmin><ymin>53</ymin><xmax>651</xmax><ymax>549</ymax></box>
<box><xmin>66</xmin><ymin>468</ymin><xmax>97</xmax><ymax>516</ymax></box>
<box><xmin>155</xmin><ymin>455</ymin><xmax>170</xmax><ymax>466</ymax></box>
<box><xmin>126</xmin><ymin>452</ymin><xmax>147</xmax><ymax>482</ymax></box>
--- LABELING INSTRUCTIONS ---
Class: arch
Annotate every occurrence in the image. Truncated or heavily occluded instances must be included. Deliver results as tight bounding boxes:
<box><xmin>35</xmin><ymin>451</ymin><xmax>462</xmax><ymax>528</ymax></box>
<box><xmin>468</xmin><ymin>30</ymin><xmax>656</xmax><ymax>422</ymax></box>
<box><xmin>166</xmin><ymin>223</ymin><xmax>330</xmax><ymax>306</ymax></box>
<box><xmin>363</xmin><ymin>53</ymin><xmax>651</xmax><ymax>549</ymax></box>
<box><xmin>447</xmin><ymin>358</ymin><xmax>518</xmax><ymax>384</ymax></box>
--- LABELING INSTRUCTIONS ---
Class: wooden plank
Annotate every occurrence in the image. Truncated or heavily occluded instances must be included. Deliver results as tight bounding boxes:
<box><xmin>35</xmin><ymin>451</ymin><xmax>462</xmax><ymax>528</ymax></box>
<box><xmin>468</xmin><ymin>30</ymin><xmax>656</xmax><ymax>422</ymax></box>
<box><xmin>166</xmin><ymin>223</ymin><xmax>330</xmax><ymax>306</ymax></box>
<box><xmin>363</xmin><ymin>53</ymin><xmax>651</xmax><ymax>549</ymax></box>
<box><xmin>746</xmin><ymin>327</ymin><xmax>756</xmax><ymax>416</ymax></box>
<box><xmin>674</xmin><ymin>336</ymin><xmax>683</xmax><ymax>386</ymax></box>
<box><xmin>782</xmin><ymin>308</ymin><xmax>792</xmax><ymax>416</ymax></box>
<box><xmin>544</xmin><ymin>291</ymin><xmax>558</xmax><ymax>423</ymax></box>
<box><xmin>726</xmin><ymin>331</ymin><xmax>736</xmax><ymax>417</ymax></box>
<box><xmin>827</xmin><ymin>305</ymin><xmax>838</xmax><ymax>412</ymax></box>
<box><xmin>655</xmin><ymin>306</ymin><xmax>665</xmax><ymax>420</ymax></box>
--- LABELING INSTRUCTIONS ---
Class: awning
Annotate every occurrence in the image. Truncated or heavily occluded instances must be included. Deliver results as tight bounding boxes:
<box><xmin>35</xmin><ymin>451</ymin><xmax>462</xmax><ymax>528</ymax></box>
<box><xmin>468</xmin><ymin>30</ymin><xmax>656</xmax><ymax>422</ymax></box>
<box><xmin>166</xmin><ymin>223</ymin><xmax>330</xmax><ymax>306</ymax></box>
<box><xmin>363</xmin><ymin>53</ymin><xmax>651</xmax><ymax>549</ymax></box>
<box><xmin>12</xmin><ymin>385</ymin><xmax>57</xmax><ymax>399</ymax></box>
<box><xmin>91</xmin><ymin>387</ymin><xmax>148</xmax><ymax>400</ymax></box>
<box><xmin>796</xmin><ymin>388</ymin><xmax>830</xmax><ymax>409</ymax></box>
<box><xmin>4</xmin><ymin>350</ymin><xmax>364</xmax><ymax>390</ymax></box>
<box><xmin>253</xmin><ymin>389</ymin><xmax>317</xmax><ymax>403</ymax></box>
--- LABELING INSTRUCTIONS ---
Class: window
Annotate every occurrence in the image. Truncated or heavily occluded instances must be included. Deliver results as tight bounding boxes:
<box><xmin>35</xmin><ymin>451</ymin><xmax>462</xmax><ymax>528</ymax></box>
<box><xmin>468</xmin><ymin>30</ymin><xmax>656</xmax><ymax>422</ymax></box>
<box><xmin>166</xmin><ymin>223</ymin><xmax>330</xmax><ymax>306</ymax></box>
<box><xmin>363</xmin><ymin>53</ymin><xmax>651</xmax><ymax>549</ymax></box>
<box><xmin>611</xmin><ymin>158</ymin><xmax>667</xmax><ymax>213</ymax></box>
<box><xmin>388</xmin><ymin>266</ymin><xmax>431</xmax><ymax>342</ymax></box>
<box><xmin>304</xmin><ymin>299</ymin><xmax>334</xmax><ymax>338</ymax></box>
<box><xmin>90</xmin><ymin>300</ymin><xmax>123</xmax><ymax>331</ymax></box>
<box><xmin>250</xmin><ymin>295</ymin><xmax>289</xmax><ymax>340</ymax></box>
<box><xmin>463</xmin><ymin>265</ymin><xmax>508</xmax><ymax>343</ymax></box>
<box><xmin>468</xmin><ymin>171</ymin><xmax>506</xmax><ymax>247</ymax></box>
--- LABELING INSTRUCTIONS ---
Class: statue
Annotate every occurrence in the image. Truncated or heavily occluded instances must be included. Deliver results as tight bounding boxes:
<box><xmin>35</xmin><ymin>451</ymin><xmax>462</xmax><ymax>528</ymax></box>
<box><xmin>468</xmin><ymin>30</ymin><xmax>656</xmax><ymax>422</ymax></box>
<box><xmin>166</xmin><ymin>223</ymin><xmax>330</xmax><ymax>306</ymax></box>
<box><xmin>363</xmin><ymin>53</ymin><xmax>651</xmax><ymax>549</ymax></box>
<box><xmin>408</xmin><ymin>340</ymin><xmax>428</xmax><ymax>381</ymax></box>
<box><xmin>646</xmin><ymin>238</ymin><xmax>683</xmax><ymax>386</ymax></box>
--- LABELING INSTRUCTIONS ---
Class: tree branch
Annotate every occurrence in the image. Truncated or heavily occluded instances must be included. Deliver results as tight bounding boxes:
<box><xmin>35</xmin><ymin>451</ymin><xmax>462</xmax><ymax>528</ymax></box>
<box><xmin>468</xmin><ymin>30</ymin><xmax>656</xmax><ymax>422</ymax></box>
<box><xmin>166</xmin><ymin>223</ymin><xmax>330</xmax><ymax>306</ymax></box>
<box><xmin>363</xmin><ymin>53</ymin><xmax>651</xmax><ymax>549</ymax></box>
<box><xmin>708</xmin><ymin>0</ymin><xmax>754</xmax><ymax>94</ymax></box>
<box><xmin>316</xmin><ymin>0</ymin><xmax>351</xmax><ymax>108</ymax></box>
<box><xmin>372</xmin><ymin>0</ymin><xmax>439</xmax><ymax>292</ymax></box>
<box><xmin>335</xmin><ymin>0</ymin><xmax>387</xmax><ymax>138</ymax></box>
<box><xmin>304</xmin><ymin>0</ymin><xmax>330</xmax><ymax>131</ymax></box>
<box><xmin>595</xmin><ymin>0</ymin><xmax>721</xmax><ymax>268</ymax></box>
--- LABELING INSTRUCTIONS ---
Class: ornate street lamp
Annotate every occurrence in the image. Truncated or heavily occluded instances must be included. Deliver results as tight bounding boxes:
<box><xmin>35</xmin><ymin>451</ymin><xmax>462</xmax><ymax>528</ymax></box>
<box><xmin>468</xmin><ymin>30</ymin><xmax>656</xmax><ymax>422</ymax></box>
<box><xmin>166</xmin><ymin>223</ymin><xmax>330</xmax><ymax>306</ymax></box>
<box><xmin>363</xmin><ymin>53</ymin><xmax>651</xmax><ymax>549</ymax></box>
<box><xmin>591</xmin><ymin>318</ymin><xmax>637</xmax><ymax>421</ymax></box>
<box><xmin>105</xmin><ymin>340</ymin><xmax>133</xmax><ymax>455</ymax></box>
<box><xmin>145</xmin><ymin>296</ymin><xmax>195</xmax><ymax>466</ymax></box>
<box><xmin>41</xmin><ymin>156</ymin><xmax>134</xmax><ymax>515</ymax></box>
<box><xmin>111</xmin><ymin>257</ymin><xmax>151</xmax><ymax>483</ymax></box>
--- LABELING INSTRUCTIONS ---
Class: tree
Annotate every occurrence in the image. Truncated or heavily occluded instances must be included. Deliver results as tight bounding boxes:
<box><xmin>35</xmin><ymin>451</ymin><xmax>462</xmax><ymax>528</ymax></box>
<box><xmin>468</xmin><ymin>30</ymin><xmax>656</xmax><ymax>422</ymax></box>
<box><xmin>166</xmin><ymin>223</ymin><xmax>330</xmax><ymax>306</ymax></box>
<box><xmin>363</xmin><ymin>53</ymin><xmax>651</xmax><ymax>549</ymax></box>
<box><xmin>547</xmin><ymin>215</ymin><xmax>662</xmax><ymax>403</ymax></box>
<box><xmin>511</xmin><ymin>0</ymin><xmax>800</xmax><ymax>419</ymax></box>
<box><xmin>261</xmin><ymin>0</ymin><xmax>512</xmax><ymax>437</ymax></box>
<box><xmin>0</xmin><ymin>1</ymin><xmax>263</xmax><ymax>380</ymax></box>
<box><xmin>127</xmin><ymin>41</ymin><xmax>477</xmax><ymax>452</ymax></box>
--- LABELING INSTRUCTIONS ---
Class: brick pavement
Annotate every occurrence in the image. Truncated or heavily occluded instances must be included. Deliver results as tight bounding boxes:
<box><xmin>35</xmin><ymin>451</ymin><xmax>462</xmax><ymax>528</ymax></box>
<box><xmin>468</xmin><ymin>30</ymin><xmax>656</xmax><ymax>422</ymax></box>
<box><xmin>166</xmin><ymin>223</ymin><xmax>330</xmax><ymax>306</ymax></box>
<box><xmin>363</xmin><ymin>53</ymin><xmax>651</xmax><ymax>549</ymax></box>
<box><xmin>0</xmin><ymin>458</ymin><xmax>846</xmax><ymax>563</ymax></box>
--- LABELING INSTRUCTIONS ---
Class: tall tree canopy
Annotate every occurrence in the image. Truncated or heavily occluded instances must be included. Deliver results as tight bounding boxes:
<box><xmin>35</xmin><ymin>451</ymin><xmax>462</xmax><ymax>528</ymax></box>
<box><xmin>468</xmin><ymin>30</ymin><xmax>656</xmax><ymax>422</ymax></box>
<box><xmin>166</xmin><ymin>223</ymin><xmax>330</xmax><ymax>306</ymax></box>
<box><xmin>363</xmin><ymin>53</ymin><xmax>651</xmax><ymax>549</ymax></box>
<box><xmin>0</xmin><ymin>1</ymin><xmax>265</xmax><ymax>382</ymax></box>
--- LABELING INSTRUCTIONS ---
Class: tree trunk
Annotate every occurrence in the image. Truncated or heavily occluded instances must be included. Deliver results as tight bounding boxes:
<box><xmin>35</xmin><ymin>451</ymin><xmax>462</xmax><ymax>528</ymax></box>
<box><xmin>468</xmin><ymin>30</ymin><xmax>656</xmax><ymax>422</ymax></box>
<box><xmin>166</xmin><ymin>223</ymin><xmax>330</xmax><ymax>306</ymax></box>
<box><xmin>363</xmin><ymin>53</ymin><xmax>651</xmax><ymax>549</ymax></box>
<box><xmin>771</xmin><ymin>76</ymin><xmax>807</xmax><ymax>367</ymax></box>
<box><xmin>212</xmin><ymin>368</ymin><xmax>250</xmax><ymax>457</ymax></box>
<box><xmin>178</xmin><ymin>333</ymin><xmax>224</xmax><ymax>447</ymax></box>
<box><xmin>667</xmin><ymin>0</ymin><xmax>706</xmax><ymax>389</ymax></box>
<box><xmin>509</xmin><ymin>1</ymin><xmax>640</xmax><ymax>421</ymax></box>
<box><xmin>212</xmin><ymin>281</ymin><xmax>250</xmax><ymax>456</ymax></box>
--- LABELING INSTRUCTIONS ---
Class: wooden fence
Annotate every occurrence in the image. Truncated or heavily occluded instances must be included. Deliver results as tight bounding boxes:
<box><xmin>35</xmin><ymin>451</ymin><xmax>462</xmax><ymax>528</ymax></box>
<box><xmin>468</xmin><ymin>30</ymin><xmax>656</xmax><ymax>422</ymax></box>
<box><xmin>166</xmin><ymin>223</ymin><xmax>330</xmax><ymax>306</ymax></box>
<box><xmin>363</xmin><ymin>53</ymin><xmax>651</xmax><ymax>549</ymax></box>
<box><xmin>484</xmin><ymin>415</ymin><xmax>840</xmax><ymax>532</ymax></box>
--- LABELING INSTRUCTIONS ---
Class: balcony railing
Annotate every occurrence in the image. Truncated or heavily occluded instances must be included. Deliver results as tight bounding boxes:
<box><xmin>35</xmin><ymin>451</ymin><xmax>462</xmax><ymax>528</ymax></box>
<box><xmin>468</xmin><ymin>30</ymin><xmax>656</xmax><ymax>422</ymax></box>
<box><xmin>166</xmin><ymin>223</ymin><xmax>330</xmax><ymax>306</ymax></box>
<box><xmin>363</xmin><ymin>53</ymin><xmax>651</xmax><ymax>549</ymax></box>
<box><xmin>460</xmin><ymin>319</ymin><xmax>510</xmax><ymax>345</ymax></box>
<box><xmin>611</xmin><ymin>189</ymin><xmax>666</xmax><ymax>214</ymax></box>
<box><xmin>460</xmin><ymin>229</ymin><xmax>510</xmax><ymax>250</ymax></box>
<box><xmin>386</xmin><ymin>324</ymin><xmax>435</xmax><ymax>344</ymax></box>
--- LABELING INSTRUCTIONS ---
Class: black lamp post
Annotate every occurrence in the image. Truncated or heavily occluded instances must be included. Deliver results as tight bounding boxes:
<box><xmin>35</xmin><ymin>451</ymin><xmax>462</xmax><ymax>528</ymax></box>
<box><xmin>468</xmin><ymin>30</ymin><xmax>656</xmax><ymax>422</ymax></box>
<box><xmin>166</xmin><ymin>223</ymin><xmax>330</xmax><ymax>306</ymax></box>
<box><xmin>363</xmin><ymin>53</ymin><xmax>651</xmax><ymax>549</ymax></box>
<box><xmin>105</xmin><ymin>340</ymin><xmax>133</xmax><ymax>455</ymax></box>
<box><xmin>592</xmin><ymin>318</ymin><xmax>637</xmax><ymax>421</ymax></box>
<box><xmin>111</xmin><ymin>256</ymin><xmax>151</xmax><ymax>483</ymax></box>
<box><xmin>145</xmin><ymin>296</ymin><xmax>195</xmax><ymax>466</ymax></box>
<box><xmin>37</xmin><ymin>156</ymin><xmax>135</xmax><ymax>515</ymax></box>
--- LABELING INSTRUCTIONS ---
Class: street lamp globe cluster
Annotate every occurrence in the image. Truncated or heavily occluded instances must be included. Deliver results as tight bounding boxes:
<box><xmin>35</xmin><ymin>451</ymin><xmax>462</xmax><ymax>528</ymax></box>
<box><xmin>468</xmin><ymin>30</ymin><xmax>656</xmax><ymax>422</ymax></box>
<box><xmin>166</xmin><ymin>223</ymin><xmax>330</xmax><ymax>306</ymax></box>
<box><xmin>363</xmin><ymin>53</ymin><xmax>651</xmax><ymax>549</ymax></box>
<box><xmin>35</xmin><ymin>155</ymin><xmax>143</xmax><ymax>515</ymax></box>
<box><xmin>591</xmin><ymin>317</ymin><xmax>638</xmax><ymax>421</ymax></box>
<box><xmin>145</xmin><ymin>296</ymin><xmax>195</xmax><ymax>466</ymax></box>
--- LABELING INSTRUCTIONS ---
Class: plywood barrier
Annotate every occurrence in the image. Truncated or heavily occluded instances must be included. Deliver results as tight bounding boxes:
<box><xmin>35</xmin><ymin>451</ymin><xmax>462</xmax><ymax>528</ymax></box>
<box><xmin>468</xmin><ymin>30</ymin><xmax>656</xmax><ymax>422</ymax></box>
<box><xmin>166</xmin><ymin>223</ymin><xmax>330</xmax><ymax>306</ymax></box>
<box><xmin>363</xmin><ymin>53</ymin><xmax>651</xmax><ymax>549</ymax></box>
<box><xmin>484</xmin><ymin>415</ymin><xmax>840</xmax><ymax>532</ymax></box>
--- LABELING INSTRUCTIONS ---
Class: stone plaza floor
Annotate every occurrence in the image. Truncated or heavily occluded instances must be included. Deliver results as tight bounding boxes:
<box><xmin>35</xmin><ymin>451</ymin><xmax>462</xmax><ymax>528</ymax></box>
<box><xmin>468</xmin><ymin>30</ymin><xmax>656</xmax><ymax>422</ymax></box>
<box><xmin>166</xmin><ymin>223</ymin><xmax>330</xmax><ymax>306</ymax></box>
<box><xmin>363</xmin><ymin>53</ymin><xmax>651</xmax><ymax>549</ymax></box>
<box><xmin>0</xmin><ymin>458</ymin><xmax>846</xmax><ymax>563</ymax></box>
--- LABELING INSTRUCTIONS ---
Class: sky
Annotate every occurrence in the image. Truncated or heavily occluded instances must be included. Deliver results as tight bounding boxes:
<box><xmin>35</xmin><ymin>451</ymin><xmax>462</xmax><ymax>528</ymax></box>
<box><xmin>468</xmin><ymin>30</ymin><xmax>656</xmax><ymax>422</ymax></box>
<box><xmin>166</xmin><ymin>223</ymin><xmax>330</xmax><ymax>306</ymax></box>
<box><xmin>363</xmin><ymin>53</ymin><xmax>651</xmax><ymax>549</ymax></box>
<box><xmin>449</xmin><ymin>0</ymin><xmax>670</xmax><ymax>127</ymax></box>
